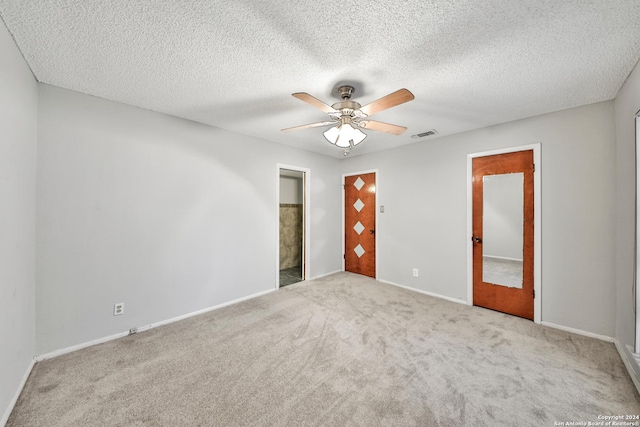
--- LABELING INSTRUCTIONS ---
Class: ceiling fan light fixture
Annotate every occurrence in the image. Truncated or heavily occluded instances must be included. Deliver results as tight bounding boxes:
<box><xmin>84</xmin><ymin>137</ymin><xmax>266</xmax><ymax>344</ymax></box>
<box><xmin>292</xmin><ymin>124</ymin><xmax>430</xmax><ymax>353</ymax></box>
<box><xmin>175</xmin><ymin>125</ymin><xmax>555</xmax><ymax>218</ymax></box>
<box><xmin>323</xmin><ymin>122</ymin><xmax>367</xmax><ymax>148</ymax></box>
<box><xmin>323</xmin><ymin>125</ymin><xmax>340</xmax><ymax>145</ymax></box>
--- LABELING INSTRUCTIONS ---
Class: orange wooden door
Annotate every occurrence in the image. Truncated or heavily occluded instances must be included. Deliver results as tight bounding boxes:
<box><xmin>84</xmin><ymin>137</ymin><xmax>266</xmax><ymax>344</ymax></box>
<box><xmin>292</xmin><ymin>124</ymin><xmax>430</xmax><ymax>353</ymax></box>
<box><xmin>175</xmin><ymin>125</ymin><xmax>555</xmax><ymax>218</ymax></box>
<box><xmin>345</xmin><ymin>173</ymin><xmax>376</xmax><ymax>278</ymax></box>
<box><xmin>473</xmin><ymin>150</ymin><xmax>534</xmax><ymax>320</ymax></box>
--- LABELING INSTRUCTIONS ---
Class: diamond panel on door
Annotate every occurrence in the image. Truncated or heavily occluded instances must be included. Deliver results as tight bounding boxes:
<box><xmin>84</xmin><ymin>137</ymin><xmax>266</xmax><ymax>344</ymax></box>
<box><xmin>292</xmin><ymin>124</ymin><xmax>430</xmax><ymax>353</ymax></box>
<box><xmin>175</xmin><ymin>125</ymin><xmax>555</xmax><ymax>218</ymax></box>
<box><xmin>344</xmin><ymin>172</ymin><xmax>376</xmax><ymax>278</ymax></box>
<box><xmin>353</xmin><ymin>177</ymin><xmax>365</xmax><ymax>191</ymax></box>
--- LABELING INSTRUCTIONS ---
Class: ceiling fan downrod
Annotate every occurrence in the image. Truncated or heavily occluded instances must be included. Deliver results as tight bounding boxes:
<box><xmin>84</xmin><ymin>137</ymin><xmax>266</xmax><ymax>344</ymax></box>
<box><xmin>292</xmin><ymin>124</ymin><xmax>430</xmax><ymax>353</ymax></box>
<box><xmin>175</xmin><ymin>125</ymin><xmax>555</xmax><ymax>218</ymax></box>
<box><xmin>338</xmin><ymin>85</ymin><xmax>355</xmax><ymax>100</ymax></box>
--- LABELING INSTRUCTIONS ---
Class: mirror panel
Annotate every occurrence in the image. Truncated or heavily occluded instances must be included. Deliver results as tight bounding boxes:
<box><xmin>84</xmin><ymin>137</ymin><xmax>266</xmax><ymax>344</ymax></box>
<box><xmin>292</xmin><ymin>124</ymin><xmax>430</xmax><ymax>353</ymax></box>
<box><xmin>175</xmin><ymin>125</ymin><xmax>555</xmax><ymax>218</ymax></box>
<box><xmin>482</xmin><ymin>173</ymin><xmax>524</xmax><ymax>288</ymax></box>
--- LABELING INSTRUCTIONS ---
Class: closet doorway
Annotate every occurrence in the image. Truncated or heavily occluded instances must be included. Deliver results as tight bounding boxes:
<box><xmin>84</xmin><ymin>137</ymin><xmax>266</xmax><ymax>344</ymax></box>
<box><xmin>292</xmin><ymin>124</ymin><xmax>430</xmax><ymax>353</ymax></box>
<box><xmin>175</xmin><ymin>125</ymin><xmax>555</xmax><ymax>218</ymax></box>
<box><xmin>277</xmin><ymin>165</ymin><xmax>309</xmax><ymax>288</ymax></box>
<box><xmin>472</xmin><ymin>150</ymin><xmax>534</xmax><ymax>319</ymax></box>
<box><xmin>467</xmin><ymin>144</ymin><xmax>541</xmax><ymax>323</ymax></box>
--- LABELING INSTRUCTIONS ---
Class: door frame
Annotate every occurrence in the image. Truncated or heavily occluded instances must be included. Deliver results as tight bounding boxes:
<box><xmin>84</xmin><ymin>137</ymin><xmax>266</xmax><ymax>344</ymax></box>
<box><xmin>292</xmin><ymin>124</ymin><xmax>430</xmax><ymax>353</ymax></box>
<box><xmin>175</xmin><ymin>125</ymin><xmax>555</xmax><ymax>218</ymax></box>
<box><xmin>466</xmin><ymin>144</ymin><xmax>541</xmax><ymax>323</ymax></box>
<box><xmin>635</xmin><ymin>111</ymin><xmax>640</xmax><ymax>353</ymax></box>
<box><xmin>276</xmin><ymin>164</ymin><xmax>311</xmax><ymax>289</ymax></box>
<box><xmin>342</xmin><ymin>169</ymin><xmax>379</xmax><ymax>279</ymax></box>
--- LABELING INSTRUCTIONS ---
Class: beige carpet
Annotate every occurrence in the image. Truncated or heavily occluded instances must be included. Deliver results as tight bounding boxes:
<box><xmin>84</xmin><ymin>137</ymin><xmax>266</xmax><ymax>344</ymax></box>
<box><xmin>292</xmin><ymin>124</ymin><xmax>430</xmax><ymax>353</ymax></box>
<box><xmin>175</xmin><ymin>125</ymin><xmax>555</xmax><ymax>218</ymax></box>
<box><xmin>8</xmin><ymin>272</ymin><xmax>640</xmax><ymax>426</ymax></box>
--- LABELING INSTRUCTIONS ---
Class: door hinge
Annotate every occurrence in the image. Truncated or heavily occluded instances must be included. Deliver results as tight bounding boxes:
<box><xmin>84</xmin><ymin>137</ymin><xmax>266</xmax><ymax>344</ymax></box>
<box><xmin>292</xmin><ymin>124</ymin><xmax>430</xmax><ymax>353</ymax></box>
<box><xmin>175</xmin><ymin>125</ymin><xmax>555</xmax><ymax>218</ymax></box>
<box><xmin>343</xmin><ymin>254</ymin><xmax>345</xmax><ymax>259</ymax></box>
<box><xmin>532</xmin><ymin>163</ymin><xmax>535</xmax><ymax>172</ymax></box>
<box><xmin>533</xmin><ymin>289</ymin><xmax>535</xmax><ymax>299</ymax></box>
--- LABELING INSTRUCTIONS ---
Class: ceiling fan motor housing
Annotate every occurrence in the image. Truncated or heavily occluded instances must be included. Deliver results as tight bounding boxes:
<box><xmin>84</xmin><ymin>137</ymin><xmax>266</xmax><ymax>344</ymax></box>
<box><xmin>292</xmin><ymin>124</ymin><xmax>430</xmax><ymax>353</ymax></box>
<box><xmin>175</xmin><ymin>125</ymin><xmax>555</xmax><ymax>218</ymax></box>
<box><xmin>332</xmin><ymin>86</ymin><xmax>362</xmax><ymax>115</ymax></box>
<box><xmin>331</xmin><ymin>100</ymin><xmax>362</xmax><ymax>114</ymax></box>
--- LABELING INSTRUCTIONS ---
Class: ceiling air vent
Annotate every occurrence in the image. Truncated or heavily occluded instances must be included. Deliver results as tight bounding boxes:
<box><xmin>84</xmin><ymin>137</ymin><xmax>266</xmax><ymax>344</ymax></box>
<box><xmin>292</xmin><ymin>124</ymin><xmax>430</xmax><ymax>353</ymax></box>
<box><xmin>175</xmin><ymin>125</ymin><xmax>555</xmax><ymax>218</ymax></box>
<box><xmin>411</xmin><ymin>129</ymin><xmax>438</xmax><ymax>139</ymax></box>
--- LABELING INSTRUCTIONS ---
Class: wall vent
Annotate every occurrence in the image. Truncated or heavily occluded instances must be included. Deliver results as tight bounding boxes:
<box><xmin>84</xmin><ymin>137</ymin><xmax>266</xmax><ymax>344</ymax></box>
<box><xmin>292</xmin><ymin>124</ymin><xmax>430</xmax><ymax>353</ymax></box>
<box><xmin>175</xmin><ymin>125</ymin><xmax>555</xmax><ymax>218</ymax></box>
<box><xmin>411</xmin><ymin>129</ymin><xmax>438</xmax><ymax>139</ymax></box>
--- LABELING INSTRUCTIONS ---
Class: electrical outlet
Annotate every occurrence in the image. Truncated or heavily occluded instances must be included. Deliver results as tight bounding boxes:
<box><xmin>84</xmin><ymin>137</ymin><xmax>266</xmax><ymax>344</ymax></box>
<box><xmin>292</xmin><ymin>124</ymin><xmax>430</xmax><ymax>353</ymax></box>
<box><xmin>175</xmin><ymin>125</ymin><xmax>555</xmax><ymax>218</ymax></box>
<box><xmin>114</xmin><ymin>303</ymin><xmax>124</xmax><ymax>316</ymax></box>
<box><xmin>413</xmin><ymin>268</ymin><xmax>419</xmax><ymax>277</ymax></box>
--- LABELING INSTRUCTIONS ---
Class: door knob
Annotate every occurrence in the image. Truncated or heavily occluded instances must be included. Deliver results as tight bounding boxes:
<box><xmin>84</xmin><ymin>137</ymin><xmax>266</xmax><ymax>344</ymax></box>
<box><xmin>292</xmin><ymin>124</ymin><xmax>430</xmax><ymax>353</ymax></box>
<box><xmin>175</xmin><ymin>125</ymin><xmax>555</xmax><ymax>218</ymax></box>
<box><xmin>369</xmin><ymin>230</ymin><xmax>375</xmax><ymax>235</ymax></box>
<box><xmin>472</xmin><ymin>236</ymin><xmax>482</xmax><ymax>244</ymax></box>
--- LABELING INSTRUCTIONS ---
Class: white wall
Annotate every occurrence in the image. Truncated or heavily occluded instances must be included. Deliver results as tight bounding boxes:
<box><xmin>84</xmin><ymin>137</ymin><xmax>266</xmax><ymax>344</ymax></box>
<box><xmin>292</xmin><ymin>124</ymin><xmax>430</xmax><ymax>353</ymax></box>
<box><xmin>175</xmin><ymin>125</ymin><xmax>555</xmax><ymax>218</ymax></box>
<box><xmin>341</xmin><ymin>101</ymin><xmax>616</xmax><ymax>337</ymax></box>
<box><xmin>36</xmin><ymin>85</ymin><xmax>341</xmax><ymax>355</ymax></box>
<box><xmin>279</xmin><ymin>175</ymin><xmax>303</xmax><ymax>204</ymax></box>
<box><xmin>0</xmin><ymin>21</ymin><xmax>37</xmax><ymax>424</ymax></box>
<box><xmin>615</xmin><ymin>58</ymin><xmax>640</xmax><ymax>349</ymax></box>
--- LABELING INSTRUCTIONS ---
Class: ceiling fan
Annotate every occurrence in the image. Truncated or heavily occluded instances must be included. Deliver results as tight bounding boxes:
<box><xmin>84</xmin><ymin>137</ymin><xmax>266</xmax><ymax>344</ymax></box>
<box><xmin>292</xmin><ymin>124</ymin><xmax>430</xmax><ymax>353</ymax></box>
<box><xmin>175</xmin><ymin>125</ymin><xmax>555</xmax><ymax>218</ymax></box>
<box><xmin>282</xmin><ymin>85</ymin><xmax>415</xmax><ymax>155</ymax></box>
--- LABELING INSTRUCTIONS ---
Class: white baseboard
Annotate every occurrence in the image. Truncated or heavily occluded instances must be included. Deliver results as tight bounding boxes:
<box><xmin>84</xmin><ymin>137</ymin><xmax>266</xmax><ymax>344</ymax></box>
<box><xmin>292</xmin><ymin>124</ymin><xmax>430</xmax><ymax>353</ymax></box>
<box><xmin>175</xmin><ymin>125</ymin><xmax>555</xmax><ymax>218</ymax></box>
<box><xmin>1</xmin><ymin>358</ymin><xmax>35</xmax><ymax>427</ymax></box>
<box><xmin>614</xmin><ymin>340</ymin><xmax>640</xmax><ymax>394</ymax></box>
<box><xmin>309</xmin><ymin>270</ymin><xmax>342</xmax><ymax>280</ymax></box>
<box><xmin>378</xmin><ymin>281</ymin><xmax>615</xmax><ymax>344</ymax></box>
<box><xmin>35</xmin><ymin>330</ymin><xmax>131</xmax><ymax>362</ymax></box>
<box><xmin>133</xmin><ymin>288</ymin><xmax>275</xmax><ymax>334</ymax></box>
<box><xmin>36</xmin><ymin>287</ymin><xmax>276</xmax><ymax>362</ymax></box>
<box><xmin>483</xmin><ymin>255</ymin><xmax>523</xmax><ymax>262</ymax></box>
<box><xmin>378</xmin><ymin>279</ymin><xmax>468</xmax><ymax>306</ymax></box>
<box><xmin>540</xmin><ymin>321</ymin><xmax>614</xmax><ymax>342</ymax></box>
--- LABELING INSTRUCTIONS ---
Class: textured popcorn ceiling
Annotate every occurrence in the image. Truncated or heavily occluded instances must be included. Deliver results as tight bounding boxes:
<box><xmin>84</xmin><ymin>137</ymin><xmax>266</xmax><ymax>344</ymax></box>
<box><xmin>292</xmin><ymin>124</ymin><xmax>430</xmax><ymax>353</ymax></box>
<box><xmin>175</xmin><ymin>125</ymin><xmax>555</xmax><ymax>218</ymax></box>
<box><xmin>1</xmin><ymin>1</ymin><xmax>640</xmax><ymax>158</ymax></box>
